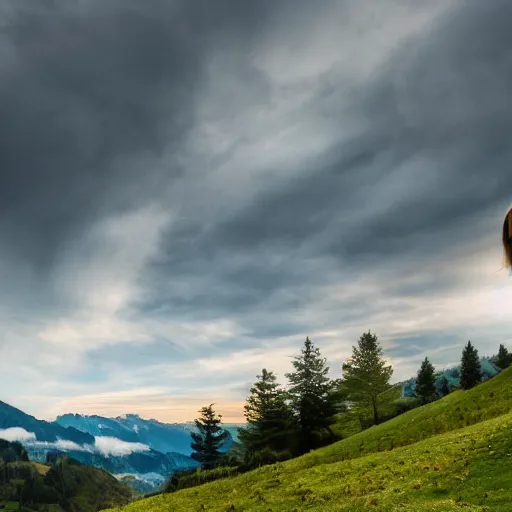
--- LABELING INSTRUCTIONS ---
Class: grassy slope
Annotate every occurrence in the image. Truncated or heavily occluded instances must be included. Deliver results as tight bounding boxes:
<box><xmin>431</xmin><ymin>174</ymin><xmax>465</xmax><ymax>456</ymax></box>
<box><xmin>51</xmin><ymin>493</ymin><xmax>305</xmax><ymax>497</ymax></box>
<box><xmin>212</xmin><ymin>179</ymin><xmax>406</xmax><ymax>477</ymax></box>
<box><xmin>331</xmin><ymin>383</ymin><xmax>415</xmax><ymax>439</ymax></box>
<box><xmin>302</xmin><ymin>367</ymin><xmax>512</xmax><ymax>470</ymax></box>
<box><xmin>106</xmin><ymin>368</ymin><xmax>512</xmax><ymax>512</ymax></box>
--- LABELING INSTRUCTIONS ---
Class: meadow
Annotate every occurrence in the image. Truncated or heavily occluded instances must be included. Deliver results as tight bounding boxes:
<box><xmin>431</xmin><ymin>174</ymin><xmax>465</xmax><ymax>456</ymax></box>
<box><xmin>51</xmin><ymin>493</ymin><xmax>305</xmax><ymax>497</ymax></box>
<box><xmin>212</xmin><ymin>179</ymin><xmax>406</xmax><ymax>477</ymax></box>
<box><xmin>104</xmin><ymin>367</ymin><xmax>512</xmax><ymax>511</ymax></box>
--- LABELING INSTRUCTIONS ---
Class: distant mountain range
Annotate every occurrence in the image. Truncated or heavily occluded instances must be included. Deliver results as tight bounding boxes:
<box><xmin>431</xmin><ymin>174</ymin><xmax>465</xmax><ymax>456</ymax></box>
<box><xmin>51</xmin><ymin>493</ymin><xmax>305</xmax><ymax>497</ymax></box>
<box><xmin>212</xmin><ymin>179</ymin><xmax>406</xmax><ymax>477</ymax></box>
<box><xmin>0</xmin><ymin>401</ymin><xmax>243</xmax><ymax>491</ymax></box>
<box><xmin>55</xmin><ymin>413</ymin><xmax>241</xmax><ymax>455</ymax></box>
<box><xmin>57</xmin><ymin>413</ymin><xmax>199</xmax><ymax>455</ymax></box>
<box><xmin>0</xmin><ymin>400</ymin><xmax>95</xmax><ymax>445</ymax></box>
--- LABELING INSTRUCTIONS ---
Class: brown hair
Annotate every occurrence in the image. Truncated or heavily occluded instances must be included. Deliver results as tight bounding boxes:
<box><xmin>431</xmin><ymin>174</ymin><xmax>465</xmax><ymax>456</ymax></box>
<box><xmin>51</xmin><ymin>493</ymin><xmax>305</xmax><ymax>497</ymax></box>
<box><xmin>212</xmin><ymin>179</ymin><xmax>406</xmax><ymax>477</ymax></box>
<box><xmin>503</xmin><ymin>207</ymin><xmax>512</xmax><ymax>268</ymax></box>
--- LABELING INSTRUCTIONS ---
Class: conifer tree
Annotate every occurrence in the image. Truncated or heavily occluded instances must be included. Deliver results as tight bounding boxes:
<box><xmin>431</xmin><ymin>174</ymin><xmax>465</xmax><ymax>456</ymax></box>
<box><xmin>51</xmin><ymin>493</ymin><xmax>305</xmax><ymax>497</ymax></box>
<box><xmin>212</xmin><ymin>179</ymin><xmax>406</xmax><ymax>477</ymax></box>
<box><xmin>460</xmin><ymin>341</ymin><xmax>482</xmax><ymax>390</ymax></box>
<box><xmin>495</xmin><ymin>344</ymin><xmax>512</xmax><ymax>370</ymax></box>
<box><xmin>238</xmin><ymin>369</ymin><xmax>295</xmax><ymax>458</ymax></box>
<box><xmin>439</xmin><ymin>376</ymin><xmax>451</xmax><ymax>397</ymax></box>
<box><xmin>414</xmin><ymin>357</ymin><xmax>436</xmax><ymax>404</ymax></box>
<box><xmin>285</xmin><ymin>337</ymin><xmax>338</xmax><ymax>453</ymax></box>
<box><xmin>341</xmin><ymin>330</ymin><xmax>393</xmax><ymax>425</ymax></box>
<box><xmin>190</xmin><ymin>404</ymin><xmax>229</xmax><ymax>470</ymax></box>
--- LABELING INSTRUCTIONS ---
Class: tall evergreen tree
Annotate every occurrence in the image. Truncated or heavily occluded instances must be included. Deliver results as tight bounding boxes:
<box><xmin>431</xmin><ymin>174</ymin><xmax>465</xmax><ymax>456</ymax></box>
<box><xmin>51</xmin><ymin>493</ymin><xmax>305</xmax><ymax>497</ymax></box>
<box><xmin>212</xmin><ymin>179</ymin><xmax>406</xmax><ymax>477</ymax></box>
<box><xmin>460</xmin><ymin>341</ymin><xmax>482</xmax><ymax>390</ymax></box>
<box><xmin>495</xmin><ymin>344</ymin><xmax>512</xmax><ymax>370</ymax></box>
<box><xmin>439</xmin><ymin>376</ymin><xmax>451</xmax><ymax>397</ymax></box>
<box><xmin>414</xmin><ymin>357</ymin><xmax>436</xmax><ymax>404</ymax></box>
<box><xmin>285</xmin><ymin>337</ymin><xmax>338</xmax><ymax>453</ymax></box>
<box><xmin>190</xmin><ymin>404</ymin><xmax>229</xmax><ymax>470</ymax></box>
<box><xmin>341</xmin><ymin>330</ymin><xmax>393</xmax><ymax>425</ymax></box>
<box><xmin>238</xmin><ymin>369</ymin><xmax>295</xmax><ymax>458</ymax></box>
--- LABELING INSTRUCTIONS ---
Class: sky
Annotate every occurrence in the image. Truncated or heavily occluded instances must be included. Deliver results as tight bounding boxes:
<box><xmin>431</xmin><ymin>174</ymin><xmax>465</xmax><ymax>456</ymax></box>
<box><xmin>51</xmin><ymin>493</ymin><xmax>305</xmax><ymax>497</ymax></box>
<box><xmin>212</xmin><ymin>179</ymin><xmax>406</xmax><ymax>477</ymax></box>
<box><xmin>0</xmin><ymin>0</ymin><xmax>511</xmax><ymax>424</ymax></box>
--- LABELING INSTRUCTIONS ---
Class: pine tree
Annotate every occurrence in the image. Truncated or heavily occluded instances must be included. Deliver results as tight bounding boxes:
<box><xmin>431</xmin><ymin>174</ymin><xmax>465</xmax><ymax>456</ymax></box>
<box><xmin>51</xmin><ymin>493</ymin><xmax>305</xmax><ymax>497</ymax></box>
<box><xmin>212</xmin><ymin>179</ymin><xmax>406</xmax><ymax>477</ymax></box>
<box><xmin>439</xmin><ymin>376</ymin><xmax>451</xmax><ymax>397</ymax></box>
<box><xmin>495</xmin><ymin>344</ymin><xmax>512</xmax><ymax>370</ymax></box>
<box><xmin>190</xmin><ymin>404</ymin><xmax>229</xmax><ymax>470</ymax></box>
<box><xmin>414</xmin><ymin>357</ymin><xmax>436</xmax><ymax>404</ymax></box>
<box><xmin>285</xmin><ymin>337</ymin><xmax>338</xmax><ymax>453</ymax></box>
<box><xmin>341</xmin><ymin>330</ymin><xmax>393</xmax><ymax>425</ymax></box>
<box><xmin>238</xmin><ymin>369</ymin><xmax>295</xmax><ymax>459</ymax></box>
<box><xmin>460</xmin><ymin>341</ymin><xmax>482</xmax><ymax>390</ymax></box>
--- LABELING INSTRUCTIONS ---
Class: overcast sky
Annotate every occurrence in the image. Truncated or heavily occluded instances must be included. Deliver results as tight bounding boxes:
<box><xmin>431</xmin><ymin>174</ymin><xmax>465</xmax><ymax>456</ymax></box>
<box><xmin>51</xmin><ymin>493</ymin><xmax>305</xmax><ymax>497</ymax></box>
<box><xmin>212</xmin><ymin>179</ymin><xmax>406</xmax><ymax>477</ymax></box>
<box><xmin>1</xmin><ymin>0</ymin><xmax>511</xmax><ymax>423</ymax></box>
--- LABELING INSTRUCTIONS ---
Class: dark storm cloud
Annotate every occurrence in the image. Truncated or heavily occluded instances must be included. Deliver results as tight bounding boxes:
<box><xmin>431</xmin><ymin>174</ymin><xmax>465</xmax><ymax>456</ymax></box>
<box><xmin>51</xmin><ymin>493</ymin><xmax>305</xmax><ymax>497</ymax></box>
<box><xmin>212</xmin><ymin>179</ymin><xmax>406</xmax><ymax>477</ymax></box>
<box><xmin>2</xmin><ymin>0</ymin><xmax>511</xmax><ymax>421</ymax></box>
<box><xmin>334</xmin><ymin>0</ymin><xmax>512</xmax><ymax>262</ymax></box>
<box><xmin>213</xmin><ymin>0</ymin><xmax>512</xmax><ymax>266</ymax></box>
<box><xmin>0</xmin><ymin>0</ymin><xmax>282</xmax><ymax>273</ymax></box>
<box><xmin>138</xmin><ymin>0</ymin><xmax>512</xmax><ymax>325</ymax></box>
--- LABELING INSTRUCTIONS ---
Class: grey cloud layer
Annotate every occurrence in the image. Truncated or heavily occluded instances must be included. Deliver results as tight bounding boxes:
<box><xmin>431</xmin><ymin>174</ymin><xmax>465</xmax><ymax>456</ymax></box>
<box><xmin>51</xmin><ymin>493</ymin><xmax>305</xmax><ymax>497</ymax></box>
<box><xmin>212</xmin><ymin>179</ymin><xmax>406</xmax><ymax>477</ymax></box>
<box><xmin>0</xmin><ymin>0</ymin><xmax>284</xmax><ymax>274</ymax></box>
<box><xmin>140</xmin><ymin>0</ymin><xmax>512</xmax><ymax>320</ymax></box>
<box><xmin>1</xmin><ymin>0</ymin><xmax>511</xmax><ymax>418</ymax></box>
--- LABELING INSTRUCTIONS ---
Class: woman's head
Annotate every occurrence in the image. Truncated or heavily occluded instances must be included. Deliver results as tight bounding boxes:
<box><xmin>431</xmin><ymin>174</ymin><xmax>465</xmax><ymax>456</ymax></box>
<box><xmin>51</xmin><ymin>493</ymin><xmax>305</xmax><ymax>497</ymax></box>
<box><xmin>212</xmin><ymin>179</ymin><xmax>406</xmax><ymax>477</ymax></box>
<box><xmin>503</xmin><ymin>207</ymin><xmax>512</xmax><ymax>268</ymax></box>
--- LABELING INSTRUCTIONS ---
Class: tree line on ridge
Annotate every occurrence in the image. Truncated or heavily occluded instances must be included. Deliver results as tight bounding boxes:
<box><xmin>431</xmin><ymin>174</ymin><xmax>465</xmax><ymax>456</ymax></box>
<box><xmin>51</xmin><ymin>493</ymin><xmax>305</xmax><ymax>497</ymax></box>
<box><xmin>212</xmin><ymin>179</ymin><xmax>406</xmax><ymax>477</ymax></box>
<box><xmin>166</xmin><ymin>333</ymin><xmax>511</xmax><ymax>492</ymax></box>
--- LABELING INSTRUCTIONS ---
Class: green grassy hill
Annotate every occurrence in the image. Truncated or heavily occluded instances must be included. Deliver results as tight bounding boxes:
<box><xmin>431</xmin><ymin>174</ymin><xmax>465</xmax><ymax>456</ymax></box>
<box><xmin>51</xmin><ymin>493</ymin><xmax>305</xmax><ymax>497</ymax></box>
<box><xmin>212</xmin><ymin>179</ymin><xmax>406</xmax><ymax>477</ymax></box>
<box><xmin>104</xmin><ymin>367</ymin><xmax>512</xmax><ymax>511</ymax></box>
<box><xmin>0</xmin><ymin>457</ymin><xmax>132</xmax><ymax>512</ymax></box>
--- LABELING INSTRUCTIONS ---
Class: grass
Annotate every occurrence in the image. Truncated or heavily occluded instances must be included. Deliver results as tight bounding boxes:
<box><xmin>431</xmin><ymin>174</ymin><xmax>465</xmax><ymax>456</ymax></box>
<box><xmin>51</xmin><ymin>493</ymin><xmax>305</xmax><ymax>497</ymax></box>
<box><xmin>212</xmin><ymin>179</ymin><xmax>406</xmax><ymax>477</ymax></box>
<box><xmin>104</xmin><ymin>413</ymin><xmax>512</xmax><ymax>511</ymax></box>
<box><xmin>331</xmin><ymin>383</ymin><xmax>418</xmax><ymax>439</ymax></box>
<box><xmin>31</xmin><ymin>461</ymin><xmax>51</xmax><ymax>476</ymax></box>
<box><xmin>331</xmin><ymin>411</ymin><xmax>364</xmax><ymax>439</ymax></box>
<box><xmin>0</xmin><ymin>505</ymin><xmax>38</xmax><ymax>512</ymax></box>
<box><xmin>165</xmin><ymin>466</ymin><xmax>241</xmax><ymax>493</ymax></box>
<box><xmin>302</xmin><ymin>368</ymin><xmax>512</xmax><ymax>470</ymax></box>
<box><xmin>0</xmin><ymin>502</ymin><xmax>21</xmax><ymax>511</ymax></box>
<box><xmin>105</xmin><ymin>368</ymin><xmax>512</xmax><ymax>511</ymax></box>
